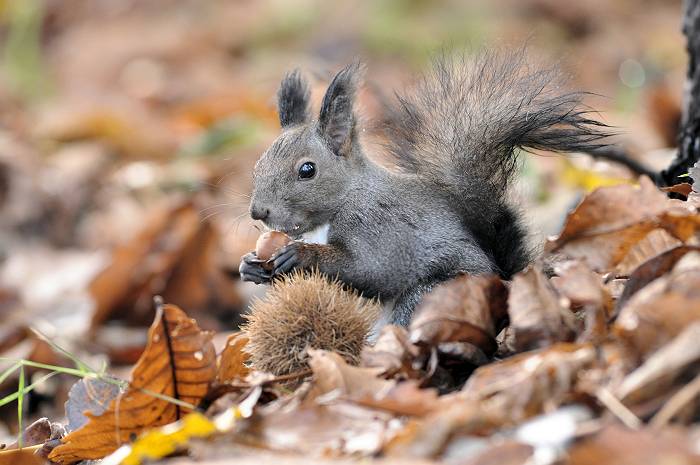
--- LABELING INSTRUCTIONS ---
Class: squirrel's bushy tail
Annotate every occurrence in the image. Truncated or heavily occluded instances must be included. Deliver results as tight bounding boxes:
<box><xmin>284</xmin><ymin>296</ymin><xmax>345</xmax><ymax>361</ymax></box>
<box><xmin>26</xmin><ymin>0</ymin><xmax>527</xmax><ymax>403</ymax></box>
<box><xmin>385</xmin><ymin>49</ymin><xmax>611</xmax><ymax>277</ymax></box>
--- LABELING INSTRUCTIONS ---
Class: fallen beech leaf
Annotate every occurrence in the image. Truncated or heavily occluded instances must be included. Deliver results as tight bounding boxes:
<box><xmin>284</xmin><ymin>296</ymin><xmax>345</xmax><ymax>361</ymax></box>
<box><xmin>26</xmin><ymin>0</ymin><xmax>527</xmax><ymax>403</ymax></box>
<box><xmin>546</xmin><ymin>177</ymin><xmax>700</xmax><ymax>272</ymax></box>
<box><xmin>551</xmin><ymin>261</ymin><xmax>611</xmax><ymax>342</ymax></box>
<box><xmin>3</xmin><ymin>417</ymin><xmax>57</xmax><ymax>450</ymax></box>
<box><xmin>352</xmin><ymin>381</ymin><xmax>440</xmax><ymax>417</ymax></box>
<box><xmin>409</xmin><ymin>274</ymin><xmax>508</xmax><ymax>355</ymax></box>
<box><xmin>49</xmin><ymin>304</ymin><xmax>216</xmax><ymax>464</ymax></box>
<box><xmin>616</xmin><ymin>245</ymin><xmax>700</xmax><ymax>311</ymax></box>
<box><xmin>661</xmin><ymin>182</ymin><xmax>693</xmax><ymax>197</ymax></box>
<box><xmin>307</xmin><ymin>349</ymin><xmax>392</xmax><ymax>400</ymax></box>
<box><xmin>309</xmin><ymin>348</ymin><xmax>438</xmax><ymax>417</ymax></box>
<box><xmin>361</xmin><ymin>325</ymin><xmax>423</xmax><ymax>379</ymax></box>
<box><xmin>89</xmin><ymin>202</ymin><xmax>201</xmax><ymax>330</ymax></box>
<box><xmin>216</xmin><ymin>333</ymin><xmax>250</xmax><ymax>384</ymax></box>
<box><xmin>614</xmin><ymin>228</ymin><xmax>682</xmax><ymax>275</ymax></box>
<box><xmin>459</xmin><ymin>343</ymin><xmax>597</xmax><ymax>422</ymax></box>
<box><xmin>508</xmin><ymin>265</ymin><xmax>577</xmax><ymax>350</ymax></box>
<box><xmin>66</xmin><ymin>377</ymin><xmax>122</xmax><ymax>431</ymax></box>
<box><xmin>614</xmin><ymin>252</ymin><xmax>700</xmax><ymax>358</ymax></box>
<box><xmin>457</xmin><ymin>440</ymin><xmax>533</xmax><ymax>465</ymax></box>
<box><xmin>567</xmin><ymin>424</ymin><xmax>700</xmax><ymax>465</ymax></box>
<box><xmin>245</xmin><ymin>402</ymin><xmax>399</xmax><ymax>457</ymax></box>
<box><xmin>383</xmin><ymin>400</ymin><xmax>501</xmax><ymax>459</ymax></box>
<box><xmin>0</xmin><ymin>447</ymin><xmax>44</xmax><ymax>465</ymax></box>
<box><xmin>613</xmin><ymin>321</ymin><xmax>700</xmax><ymax>407</ymax></box>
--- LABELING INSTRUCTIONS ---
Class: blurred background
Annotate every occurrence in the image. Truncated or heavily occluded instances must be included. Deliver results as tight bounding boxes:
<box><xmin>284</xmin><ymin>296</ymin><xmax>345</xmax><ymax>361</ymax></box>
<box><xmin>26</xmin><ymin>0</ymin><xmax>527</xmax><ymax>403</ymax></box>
<box><xmin>0</xmin><ymin>0</ymin><xmax>688</xmax><ymax>436</ymax></box>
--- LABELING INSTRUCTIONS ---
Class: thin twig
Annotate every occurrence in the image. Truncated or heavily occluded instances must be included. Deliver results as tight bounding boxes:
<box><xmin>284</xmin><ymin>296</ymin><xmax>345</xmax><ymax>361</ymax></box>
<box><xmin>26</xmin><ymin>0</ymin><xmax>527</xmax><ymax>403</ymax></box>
<box><xmin>595</xmin><ymin>387</ymin><xmax>642</xmax><ymax>429</ymax></box>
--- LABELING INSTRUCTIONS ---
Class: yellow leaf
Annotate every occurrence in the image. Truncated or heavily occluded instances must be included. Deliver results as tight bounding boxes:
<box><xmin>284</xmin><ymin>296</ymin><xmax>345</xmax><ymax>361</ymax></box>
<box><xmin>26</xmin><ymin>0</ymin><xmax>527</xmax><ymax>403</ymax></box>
<box><xmin>121</xmin><ymin>412</ymin><xmax>216</xmax><ymax>465</ymax></box>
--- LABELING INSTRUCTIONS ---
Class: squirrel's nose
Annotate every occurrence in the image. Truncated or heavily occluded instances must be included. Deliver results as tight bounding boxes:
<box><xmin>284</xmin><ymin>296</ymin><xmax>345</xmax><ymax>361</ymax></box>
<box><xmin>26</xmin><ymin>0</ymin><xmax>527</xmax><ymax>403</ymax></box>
<box><xmin>250</xmin><ymin>205</ymin><xmax>270</xmax><ymax>221</ymax></box>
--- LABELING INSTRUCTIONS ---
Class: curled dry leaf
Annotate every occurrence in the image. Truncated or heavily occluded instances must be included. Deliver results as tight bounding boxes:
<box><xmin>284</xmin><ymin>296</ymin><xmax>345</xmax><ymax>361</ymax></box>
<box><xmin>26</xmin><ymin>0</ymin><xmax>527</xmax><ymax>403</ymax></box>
<box><xmin>409</xmin><ymin>274</ymin><xmax>508</xmax><ymax>355</ymax></box>
<box><xmin>49</xmin><ymin>304</ymin><xmax>216</xmax><ymax>464</ymax></box>
<box><xmin>459</xmin><ymin>343</ymin><xmax>597</xmax><ymax>422</ymax></box>
<box><xmin>546</xmin><ymin>177</ymin><xmax>700</xmax><ymax>273</ymax></box>
<box><xmin>616</xmin><ymin>245</ymin><xmax>700</xmax><ymax>311</ymax></box>
<box><xmin>614</xmin><ymin>252</ymin><xmax>700</xmax><ymax>358</ymax></box>
<box><xmin>508</xmin><ymin>265</ymin><xmax>577</xmax><ymax>351</ymax></box>
<box><xmin>307</xmin><ymin>349</ymin><xmax>393</xmax><ymax>400</ymax></box>
<box><xmin>3</xmin><ymin>417</ymin><xmax>56</xmax><ymax>450</ymax></box>
<box><xmin>309</xmin><ymin>350</ymin><xmax>439</xmax><ymax>417</ymax></box>
<box><xmin>361</xmin><ymin>325</ymin><xmax>423</xmax><ymax>379</ymax></box>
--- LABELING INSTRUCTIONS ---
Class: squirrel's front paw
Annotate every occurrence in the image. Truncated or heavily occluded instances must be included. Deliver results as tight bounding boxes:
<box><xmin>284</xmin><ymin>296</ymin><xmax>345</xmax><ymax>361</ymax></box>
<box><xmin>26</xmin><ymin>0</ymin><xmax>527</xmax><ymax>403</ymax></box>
<box><xmin>239</xmin><ymin>252</ymin><xmax>271</xmax><ymax>284</ymax></box>
<box><xmin>270</xmin><ymin>241</ymin><xmax>307</xmax><ymax>276</ymax></box>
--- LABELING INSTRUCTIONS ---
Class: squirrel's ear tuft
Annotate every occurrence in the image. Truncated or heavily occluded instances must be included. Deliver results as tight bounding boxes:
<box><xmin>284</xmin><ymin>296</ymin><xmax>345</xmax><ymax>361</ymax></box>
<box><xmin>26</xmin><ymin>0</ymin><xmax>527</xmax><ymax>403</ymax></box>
<box><xmin>277</xmin><ymin>69</ymin><xmax>310</xmax><ymax>128</ymax></box>
<box><xmin>319</xmin><ymin>63</ymin><xmax>362</xmax><ymax>156</ymax></box>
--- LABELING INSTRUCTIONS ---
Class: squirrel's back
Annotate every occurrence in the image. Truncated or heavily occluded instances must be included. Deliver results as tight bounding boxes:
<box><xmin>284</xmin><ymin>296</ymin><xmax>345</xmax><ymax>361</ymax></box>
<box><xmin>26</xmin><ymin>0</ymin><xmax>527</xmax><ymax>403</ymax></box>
<box><xmin>384</xmin><ymin>49</ymin><xmax>610</xmax><ymax>277</ymax></box>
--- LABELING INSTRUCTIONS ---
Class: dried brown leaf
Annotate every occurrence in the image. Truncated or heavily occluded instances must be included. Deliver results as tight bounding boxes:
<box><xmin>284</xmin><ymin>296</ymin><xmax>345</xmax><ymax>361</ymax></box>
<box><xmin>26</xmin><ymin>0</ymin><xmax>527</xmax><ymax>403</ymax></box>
<box><xmin>0</xmin><ymin>447</ymin><xmax>44</xmax><ymax>465</ymax></box>
<box><xmin>3</xmin><ymin>418</ymin><xmax>55</xmax><ymax>450</ymax></box>
<box><xmin>65</xmin><ymin>377</ymin><xmax>122</xmax><ymax>431</ymax></box>
<box><xmin>551</xmin><ymin>260</ymin><xmax>611</xmax><ymax>342</ymax></box>
<box><xmin>361</xmin><ymin>325</ymin><xmax>423</xmax><ymax>379</ymax></box>
<box><xmin>567</xmin><ymin>425</ymin><xmax>700</xmax><ymax>465</ymax></box>
<box><xmin>614</xmin><ymin>228</ymin><xmax>682</xmax><ymax>275</ymax></box>
<box><xmin>351</xmin><ymin>381</ymin><xmax>440</xmax><ymax>417</ymax></box>
<box><xmin>409</xmin><ymin>274</ymin><xmax>508</xmax><ymax>355</ymax></box>
<box><xmin>508</xmin><ymin>265</ymin><xmax>577</xmax><ymax>350</ymax></box>
<box><xmin>613</xmin><ymin>321</ymin><xmax>700</xmax><ymax>407</ymax></box>
<box><xmin>244</xmin><ymin>402</ymin><xmax>399</xmax><ymax>457</ymax></box>
<box><xmin>216</xmin><ymin>332</ymin><xmax>250</xmax><ymax>385</ymax></box>
<box><xmin>614</xmin><ymin>252</ymin><xmax>700</xmax><ymax>358</ymax></box>
<box><xmin>459</xmin><ymin>343</ymin><xmax>597</xmax><ymax>422</ymax></box>
<box><xmin>616</xmin><ymin>245</ymin><xmax>700</xmax><ymax>311</ymax></box>
<box><xmin>307</xmin><ymin>349</ymin><xmax>393</xmax><ymax>400</ymax></box>
<box><xmin>89</xmin><ymin>202</ymin><xmax>202</xmax><ymax>330</ymax></box>
<box><xmin>661</xmin><ymin>182</ymin><xmax>694</xmax><ymax>197</ymax></box>
<box><xmin>49</xmin><ymin>304</ymin><xmax>216</xmax><ymax>464</ymax></box>
<box><xmin>382</xmin><ymin>400</ymin><xmax>501</xmax><ymax>459</ymax></box>
<box><xmin>546</xmin><ymin>178</ymin><xmax>700</xmax><ymax>273</ymax></box>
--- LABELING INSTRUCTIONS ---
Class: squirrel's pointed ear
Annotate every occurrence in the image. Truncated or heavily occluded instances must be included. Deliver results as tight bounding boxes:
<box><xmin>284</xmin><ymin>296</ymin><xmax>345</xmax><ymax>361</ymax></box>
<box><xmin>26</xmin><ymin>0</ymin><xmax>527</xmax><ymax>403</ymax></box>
<box><xmin>319</xmin><ymin>63</ymin><xmax>362</xmax><ymax>156</ymax></box>
<box><xmin>277</xmin><ymin>70</ymin><xmax>310</xmax><ymax>128</ymax></box>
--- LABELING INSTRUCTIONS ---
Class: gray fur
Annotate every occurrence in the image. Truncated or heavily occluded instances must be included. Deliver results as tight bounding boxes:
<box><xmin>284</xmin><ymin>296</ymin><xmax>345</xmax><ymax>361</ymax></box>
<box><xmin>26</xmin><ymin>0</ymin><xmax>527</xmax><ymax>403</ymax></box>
<box><xmin>241</xmin><ymin>51</ymin><xmax>610</xmax><ymax>325</ymax></box>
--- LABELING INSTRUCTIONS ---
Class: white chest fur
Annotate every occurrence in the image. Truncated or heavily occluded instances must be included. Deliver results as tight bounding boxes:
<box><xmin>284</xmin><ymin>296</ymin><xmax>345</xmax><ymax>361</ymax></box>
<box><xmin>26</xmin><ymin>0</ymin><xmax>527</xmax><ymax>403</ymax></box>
<box><xmin>300</xmin><ymin>223</ymin><xmax>330</xmax><ymax>245</ymax></box>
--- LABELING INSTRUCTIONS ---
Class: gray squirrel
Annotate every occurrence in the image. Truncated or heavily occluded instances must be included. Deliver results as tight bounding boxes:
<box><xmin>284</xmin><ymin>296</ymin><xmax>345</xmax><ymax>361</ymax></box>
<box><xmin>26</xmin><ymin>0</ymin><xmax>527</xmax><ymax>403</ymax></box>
<box><xmin>239</xmin><ymin>50</ymin><xmax>610</xmax><ymax>326</ymax></box>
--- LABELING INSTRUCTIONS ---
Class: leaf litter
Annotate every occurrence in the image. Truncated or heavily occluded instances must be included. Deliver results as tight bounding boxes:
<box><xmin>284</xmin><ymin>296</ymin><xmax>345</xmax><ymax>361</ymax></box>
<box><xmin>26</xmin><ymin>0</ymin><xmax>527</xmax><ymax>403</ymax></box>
<box><xmin>4</xmin><ymin>171</ymin><xmax>693</xmax><ymax>465</ymax></box>
<box><xmin>0</xmin><ymin>2</ymin><xmax>699</xmax><ymax>464</ymax></box>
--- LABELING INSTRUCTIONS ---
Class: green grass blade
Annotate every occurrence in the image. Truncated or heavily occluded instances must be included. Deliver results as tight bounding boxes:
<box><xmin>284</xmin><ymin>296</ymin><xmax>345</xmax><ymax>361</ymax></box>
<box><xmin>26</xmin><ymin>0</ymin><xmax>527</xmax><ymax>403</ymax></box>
<box><xmin>0</xmin><ymin>370</ymin><xmax>57</xmax><ymax>409</ymax></box>
<box><xmin>0</xmin><ymin>358</ymin><xmax>90</xmax><ymax>378</ymax></box>
<box><xmin>0</xmin><ymin>363</ymin><xmax>20</xmax><ymax>385</ymax></box>
<box><xmin>17</xmin><ymin>365</ymin><xmax>24</xmax><ymax>448</ymax></box>
<box><xmin>29</xmin><ymin>328</ymin><xmax>95</xmax><ymax>373</ymax></box>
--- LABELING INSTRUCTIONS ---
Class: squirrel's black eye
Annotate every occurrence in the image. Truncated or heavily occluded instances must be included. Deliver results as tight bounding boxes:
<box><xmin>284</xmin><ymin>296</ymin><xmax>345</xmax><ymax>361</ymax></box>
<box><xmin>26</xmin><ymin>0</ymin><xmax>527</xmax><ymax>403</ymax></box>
<box><xmin>298</xmin><ymin>161</ymin><xmax>316</xmax><ymax>180</ymax></box>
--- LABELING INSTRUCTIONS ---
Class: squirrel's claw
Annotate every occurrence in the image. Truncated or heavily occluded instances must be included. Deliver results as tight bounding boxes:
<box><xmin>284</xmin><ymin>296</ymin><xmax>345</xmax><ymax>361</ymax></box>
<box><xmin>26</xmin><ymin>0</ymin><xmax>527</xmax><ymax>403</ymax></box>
<box><xmin>239</xmin><ymin>252</ymin><xmax>272</xmax><ymax>284</ymax></box>
<box><xmin>271</xmin><ymin>242</ymin><xmax>303</xmax><ymax>276</ymax></box>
